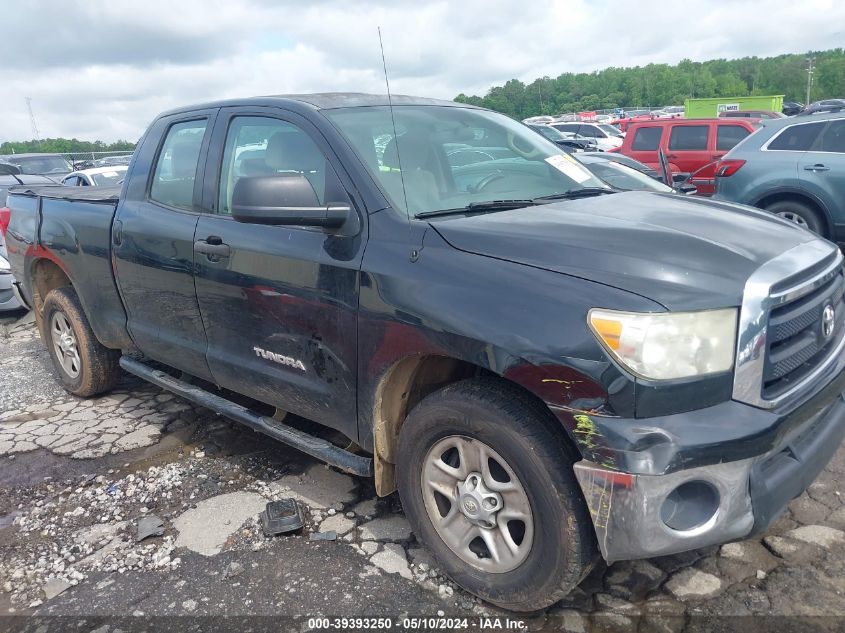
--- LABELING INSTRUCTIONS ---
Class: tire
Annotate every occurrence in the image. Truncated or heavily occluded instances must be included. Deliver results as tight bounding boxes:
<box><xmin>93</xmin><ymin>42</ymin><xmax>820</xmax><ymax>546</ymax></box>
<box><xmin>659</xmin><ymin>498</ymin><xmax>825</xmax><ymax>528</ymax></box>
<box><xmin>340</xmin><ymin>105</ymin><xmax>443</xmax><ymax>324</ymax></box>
<box><xmin>42</xmin><ymin>286</ymin><xmax>121</xmax><ymax>397</ymax></box>
<box><xmin>766</xmin><ymin>199</ymin><xmax>825</xmax><ymax>236</ymax></box>
<box><xmin>397</xmin><ymin>378</ymin><xmax>596</xmax><ymax>611</ymax></box>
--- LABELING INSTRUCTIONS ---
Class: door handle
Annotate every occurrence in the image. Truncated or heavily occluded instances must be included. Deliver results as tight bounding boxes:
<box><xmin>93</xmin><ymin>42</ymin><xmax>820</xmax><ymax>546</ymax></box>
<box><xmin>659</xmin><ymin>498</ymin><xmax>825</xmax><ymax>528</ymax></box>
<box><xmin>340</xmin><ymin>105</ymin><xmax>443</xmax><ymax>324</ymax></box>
<box><xmin>804</xmin><ymin>164</ymin><xmax>830</xmax><ymax>172</ymax></box>
<box><xmin>112</xmin><ymin>219</ymin><xmax>123</xmax><ymax>246</ymax></box>
<box><xmin>194</xmin><ymin>239</ymin><xmax>231</xmax><ymax>258</ymax></box>
<box><xmin>666</xmin><ymin>154</ymin><xmax>678</xmax><ymax>159</ymax></box>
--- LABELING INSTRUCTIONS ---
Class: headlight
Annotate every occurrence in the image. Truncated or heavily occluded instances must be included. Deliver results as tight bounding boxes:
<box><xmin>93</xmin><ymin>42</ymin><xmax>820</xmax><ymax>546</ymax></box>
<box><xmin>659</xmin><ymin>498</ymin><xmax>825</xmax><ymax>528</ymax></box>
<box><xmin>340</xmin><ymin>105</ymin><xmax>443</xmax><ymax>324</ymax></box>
<box><xmin>588</xmin><ymin>308</ymin><xmax>737</xmax><ymax>380</ymax></box>
<box><xmin>0</xmin><ymin>255</ymin><xmax>9</xmax><ymax>272</ymax></box>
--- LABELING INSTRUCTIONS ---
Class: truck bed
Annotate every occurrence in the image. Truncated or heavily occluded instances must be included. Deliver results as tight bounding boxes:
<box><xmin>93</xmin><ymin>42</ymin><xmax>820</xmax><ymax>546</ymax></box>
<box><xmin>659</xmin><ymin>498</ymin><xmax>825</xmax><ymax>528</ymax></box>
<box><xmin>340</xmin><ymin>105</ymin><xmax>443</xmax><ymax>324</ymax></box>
<box><xmin>11</xmin><ymin>185</ymin><xmax>121</xmax><ymax>202</ymax></box>
<box><xmin>5</xmin><ymin>185</ymin><xmax>131</xmax><ymax>349</ymax></box>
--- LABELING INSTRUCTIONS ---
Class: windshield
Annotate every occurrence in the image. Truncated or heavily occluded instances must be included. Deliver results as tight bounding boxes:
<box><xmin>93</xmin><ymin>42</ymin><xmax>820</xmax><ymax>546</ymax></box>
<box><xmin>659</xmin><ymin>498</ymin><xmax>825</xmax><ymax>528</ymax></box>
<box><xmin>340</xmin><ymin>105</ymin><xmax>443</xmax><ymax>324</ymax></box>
<box><xmin>10</xmin><ymin>155</ymin><xmax>72</xmax><ymax>175</ymax></box>
<box><xmin>581</xmin><ymin>159</ymin><xmax>673</xmax><ymax>193</ymax></box>
<box><xmin>90</xmin><ymin>169</ymin><xmax>126</xmax><ymax>186</ymax></box>
<box><xmin>325</xmin><ymin>105</ymin><xmax>606</xmax><ymax>216</ymax></box>
<box><xmin>598</xmin><ymin>124</ymin><xmax>623</xmax><ymax>137</ymax></box>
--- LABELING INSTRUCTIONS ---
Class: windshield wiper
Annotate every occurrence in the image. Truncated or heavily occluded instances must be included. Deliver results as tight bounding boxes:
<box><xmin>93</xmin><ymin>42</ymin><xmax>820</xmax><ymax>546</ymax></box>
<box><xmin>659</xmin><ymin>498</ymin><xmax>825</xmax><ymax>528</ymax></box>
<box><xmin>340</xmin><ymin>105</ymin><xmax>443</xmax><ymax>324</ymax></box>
<box><xmin>415</xmin><ymin>199</ymin><xmax>536</xmax><ymax>219</ymax></box>
<box><xmin>533</xmin><ymin>187</ymin><xmax>616</xmax><ymax>202</ymax></box>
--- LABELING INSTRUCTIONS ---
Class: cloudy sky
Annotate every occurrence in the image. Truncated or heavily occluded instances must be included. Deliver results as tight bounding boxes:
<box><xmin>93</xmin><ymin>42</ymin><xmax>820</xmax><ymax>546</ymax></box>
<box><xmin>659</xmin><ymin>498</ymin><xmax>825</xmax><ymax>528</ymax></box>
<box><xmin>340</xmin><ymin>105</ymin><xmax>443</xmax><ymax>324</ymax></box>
<box><xmin>4</xmin><ymin>0</ymin><xmax>843</xmax><ymax>143</ymax></box>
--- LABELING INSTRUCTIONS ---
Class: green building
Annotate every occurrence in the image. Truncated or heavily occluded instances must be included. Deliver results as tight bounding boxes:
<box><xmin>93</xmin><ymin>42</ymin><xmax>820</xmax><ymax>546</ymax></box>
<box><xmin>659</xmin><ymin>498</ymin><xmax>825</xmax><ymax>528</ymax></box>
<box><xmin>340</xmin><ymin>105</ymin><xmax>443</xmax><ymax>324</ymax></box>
<box><xmin>684</xmin><ymin>95</ymin><xmax>785</xmax><ymax>118</ymax></box>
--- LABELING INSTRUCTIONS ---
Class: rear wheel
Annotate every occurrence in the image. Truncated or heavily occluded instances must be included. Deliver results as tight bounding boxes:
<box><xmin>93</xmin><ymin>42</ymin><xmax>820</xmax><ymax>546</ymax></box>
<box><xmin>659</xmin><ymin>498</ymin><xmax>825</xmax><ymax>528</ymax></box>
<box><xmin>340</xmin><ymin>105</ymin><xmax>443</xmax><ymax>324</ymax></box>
<box><xmin>397</xmin><ymin>378</ymin><xmax>596</xmax><ymax>611</ymax></box>
<box><xmin>42</xmin><ymin>287</ymin><xmax>121</xmax><ymax>397</ymax></box>
<box><xmin>766</xmin><ymin>199</ymin><xmax>825</xmax><ymax>236</ymax></box>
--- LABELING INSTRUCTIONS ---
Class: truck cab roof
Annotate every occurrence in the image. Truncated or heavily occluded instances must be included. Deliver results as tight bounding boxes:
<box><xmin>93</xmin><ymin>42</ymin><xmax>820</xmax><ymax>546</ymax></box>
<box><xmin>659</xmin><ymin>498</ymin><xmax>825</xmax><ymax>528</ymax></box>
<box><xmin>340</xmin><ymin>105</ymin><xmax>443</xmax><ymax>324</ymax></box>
<box><xmin>157</xmin><ymin>93</ymin><xmax>477</xmax><ymax>118</ymax></box>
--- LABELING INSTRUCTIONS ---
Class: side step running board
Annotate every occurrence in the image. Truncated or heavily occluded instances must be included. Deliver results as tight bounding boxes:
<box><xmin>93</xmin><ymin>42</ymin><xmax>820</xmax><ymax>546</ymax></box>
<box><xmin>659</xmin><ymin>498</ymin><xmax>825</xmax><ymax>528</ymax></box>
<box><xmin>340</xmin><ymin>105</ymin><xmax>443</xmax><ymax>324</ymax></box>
<box><xmin>119</xmin><ymin>357</ymin><xmax>373</xmax><ymax>477</ymax></box>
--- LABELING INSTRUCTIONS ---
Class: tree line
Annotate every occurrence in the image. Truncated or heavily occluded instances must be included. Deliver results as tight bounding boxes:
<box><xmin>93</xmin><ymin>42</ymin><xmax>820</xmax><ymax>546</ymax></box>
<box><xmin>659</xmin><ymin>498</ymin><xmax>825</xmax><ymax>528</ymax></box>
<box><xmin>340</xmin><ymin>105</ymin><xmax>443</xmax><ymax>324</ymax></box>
<box><xmin>0</xmin><ymin>138</ymin><xmax>136</xmax><ymax>155</ymax></box>
<box><xmin>454</xmin><ymin>49</ymin><xmax>845</xmax><ymax>119</ymax></box>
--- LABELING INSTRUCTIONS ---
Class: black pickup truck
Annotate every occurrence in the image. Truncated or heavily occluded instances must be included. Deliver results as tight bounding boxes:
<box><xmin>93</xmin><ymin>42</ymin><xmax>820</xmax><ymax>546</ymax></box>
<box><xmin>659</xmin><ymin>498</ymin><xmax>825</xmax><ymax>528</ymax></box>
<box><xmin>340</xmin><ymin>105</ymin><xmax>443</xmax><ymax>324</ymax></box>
<box><xmin>7</xmin><ymin>94</ymin><xmax>845</xmax><ymax>611</ymax></box>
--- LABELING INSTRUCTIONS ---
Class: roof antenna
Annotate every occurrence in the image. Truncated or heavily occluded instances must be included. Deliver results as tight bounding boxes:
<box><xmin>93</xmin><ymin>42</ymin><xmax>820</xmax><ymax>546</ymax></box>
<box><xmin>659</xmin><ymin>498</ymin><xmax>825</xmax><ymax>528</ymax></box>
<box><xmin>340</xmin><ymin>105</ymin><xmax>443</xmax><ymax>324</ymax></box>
<box><xmin>377</xmin><ymin>27</ymin><xmax>413</xmax><ymax>252</ymax></box>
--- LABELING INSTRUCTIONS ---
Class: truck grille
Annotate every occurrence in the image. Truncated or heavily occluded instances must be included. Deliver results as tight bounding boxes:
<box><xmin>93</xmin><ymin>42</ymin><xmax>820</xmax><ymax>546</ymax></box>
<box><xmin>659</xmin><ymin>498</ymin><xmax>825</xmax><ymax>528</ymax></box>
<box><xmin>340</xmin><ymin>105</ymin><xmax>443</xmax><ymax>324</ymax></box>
<box><xmin>763</xmin><ymin>269</ymin><xmax>845</xmax><ymax>399</ymax></box>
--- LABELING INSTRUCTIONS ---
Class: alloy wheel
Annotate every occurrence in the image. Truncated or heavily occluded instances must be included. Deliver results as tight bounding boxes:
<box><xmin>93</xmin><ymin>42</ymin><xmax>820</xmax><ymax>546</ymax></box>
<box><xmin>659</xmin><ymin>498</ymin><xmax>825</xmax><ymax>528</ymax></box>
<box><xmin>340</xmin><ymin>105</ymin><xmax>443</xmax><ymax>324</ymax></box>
<box><xmin>421</xmin><ymin>435</ymin><xmax>534</xmax><ymax>573</ymax></box>
<box><xmin>50</xmin><ymin>312</ymin><xmax>81</xmax><ymax>379</ymax></box>
<box><xmin>776</xmin><ymin>210</ymin><xmax>809</xmax><ymax>228</ymax></box>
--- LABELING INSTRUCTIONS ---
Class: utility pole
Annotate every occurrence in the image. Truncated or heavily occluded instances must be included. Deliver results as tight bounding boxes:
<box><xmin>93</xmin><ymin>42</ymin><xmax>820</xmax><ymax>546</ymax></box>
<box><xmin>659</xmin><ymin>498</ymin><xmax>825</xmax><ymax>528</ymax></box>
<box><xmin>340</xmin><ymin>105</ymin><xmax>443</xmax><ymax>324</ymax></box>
<box><xmin>805</xmin><ymin>56</ymin><xmax>815</xmax><ymax>106</ymax></box>
<box><xmin>25</xmin><ymin>97</ymin><xmax>41</xmax><ymax>144</ymax></box>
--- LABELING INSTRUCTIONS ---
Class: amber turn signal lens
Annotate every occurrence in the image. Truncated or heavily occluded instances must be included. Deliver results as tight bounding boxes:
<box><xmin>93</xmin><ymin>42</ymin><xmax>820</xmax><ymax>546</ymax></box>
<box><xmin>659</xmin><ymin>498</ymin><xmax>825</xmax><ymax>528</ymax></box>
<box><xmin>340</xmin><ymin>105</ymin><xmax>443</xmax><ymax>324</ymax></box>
<box><xmin>589</xmin><ymin>316</ymin><xmax>623</xmax><ymax>350</ymax></box>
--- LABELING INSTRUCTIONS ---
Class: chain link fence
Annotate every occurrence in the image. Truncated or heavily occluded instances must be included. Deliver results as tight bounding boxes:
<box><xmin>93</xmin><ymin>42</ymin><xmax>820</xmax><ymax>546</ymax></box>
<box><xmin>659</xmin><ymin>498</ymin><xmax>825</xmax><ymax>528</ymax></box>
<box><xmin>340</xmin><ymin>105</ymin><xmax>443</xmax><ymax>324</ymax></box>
<box><xmin>60</xmin><ymin>150</ymin><xmax>134</xmax><ymax>169</ymax></box>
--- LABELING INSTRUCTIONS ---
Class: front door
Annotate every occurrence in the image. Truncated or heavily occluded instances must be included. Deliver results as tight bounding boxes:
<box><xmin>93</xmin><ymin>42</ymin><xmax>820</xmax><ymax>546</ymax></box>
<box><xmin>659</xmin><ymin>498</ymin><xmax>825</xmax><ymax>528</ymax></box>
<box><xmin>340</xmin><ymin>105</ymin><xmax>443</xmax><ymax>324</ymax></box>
<box><xmin>113</xmin><ymin>112</ymin><xmax>216</xmax><ymax>380</ymax></box>
<box><xmin>799</xmin><ymin>118</ymin><xmax>845</xmax><ymax>237</ymax></box>
<box><xmin>193</xmin><ymin>109</ymin><xmax>365</xmax><ymax>439</ymax></box>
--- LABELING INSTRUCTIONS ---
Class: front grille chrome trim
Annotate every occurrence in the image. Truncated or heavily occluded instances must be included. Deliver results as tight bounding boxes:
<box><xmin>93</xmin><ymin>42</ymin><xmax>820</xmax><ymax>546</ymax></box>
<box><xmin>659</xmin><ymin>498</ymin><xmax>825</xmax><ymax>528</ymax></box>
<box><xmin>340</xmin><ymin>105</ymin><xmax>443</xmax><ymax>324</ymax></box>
<box><xmin>733</xmin><ymin>239</ymin><xmax>843</xmax><ymax>409</ymax></box>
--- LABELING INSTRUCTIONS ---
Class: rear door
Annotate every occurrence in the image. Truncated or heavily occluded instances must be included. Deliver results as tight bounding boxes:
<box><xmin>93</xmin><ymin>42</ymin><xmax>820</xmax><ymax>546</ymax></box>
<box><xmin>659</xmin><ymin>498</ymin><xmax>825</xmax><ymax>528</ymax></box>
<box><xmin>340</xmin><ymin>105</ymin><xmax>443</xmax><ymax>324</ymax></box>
<box><xmin>665</xmin><ymin>122</ymin><xmax>711</xmax><ymax>174</ymax></box>
<box><xmin>798</xmin><ymin>118</ymin><xmax>845</xmax><ymax>234</ymax></box>
<box><xmin>113</xmin><ymin>110</ymin><xmax>217</xmax><ymax>380</ymax></box>
<box><xmin>192</xmin><ymin>107</ymin><xmax>365</xmax><ymax>438</ymax></box>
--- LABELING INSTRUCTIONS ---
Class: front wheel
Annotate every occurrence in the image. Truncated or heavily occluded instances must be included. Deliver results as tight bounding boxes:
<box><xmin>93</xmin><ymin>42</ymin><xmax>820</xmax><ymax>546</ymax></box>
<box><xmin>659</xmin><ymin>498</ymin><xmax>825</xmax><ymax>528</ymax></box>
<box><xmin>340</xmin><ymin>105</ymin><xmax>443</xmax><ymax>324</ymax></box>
<box><xmin>397</xmin><ymin>378</ymin><xmax>596</xmax><ymax>611</ymax></box>
<box><xmin>766</xmin><ymin>199</ymin><xmax>825</xmax><ymax>236</ymax></box>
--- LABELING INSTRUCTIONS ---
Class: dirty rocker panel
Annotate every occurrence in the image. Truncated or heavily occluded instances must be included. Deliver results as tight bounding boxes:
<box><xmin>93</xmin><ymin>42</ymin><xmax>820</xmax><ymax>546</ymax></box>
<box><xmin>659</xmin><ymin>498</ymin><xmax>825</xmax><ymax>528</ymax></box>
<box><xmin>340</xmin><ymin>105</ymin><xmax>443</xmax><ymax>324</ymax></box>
<box><xmin>119</xmin><ymin>356</ymin><xmax>372</xmax><ymax>477</ymax></box>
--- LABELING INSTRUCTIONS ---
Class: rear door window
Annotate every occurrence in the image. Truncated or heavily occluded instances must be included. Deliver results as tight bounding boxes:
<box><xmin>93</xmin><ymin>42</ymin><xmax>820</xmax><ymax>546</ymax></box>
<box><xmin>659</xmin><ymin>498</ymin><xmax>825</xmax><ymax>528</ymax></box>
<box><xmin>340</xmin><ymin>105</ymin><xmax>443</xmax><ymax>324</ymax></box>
<box><xmin>150</xmin><ymin>119</ymin><xmax>208</xmax><ymax>211</ymax></box>
<box><xmin>668</xmin><ymin>125</ymin><xmax>709</xmax><ymax>150</ymax></box>
<box><xmin>717</xmin><ymin>125</ymin><xmax>751</xmax><ymax>151</ymax></box>
<box><xmin>818</xmin><ymin>119</ymin><xmax>845</xmax><ymax>153</ymax></box>
<box><xmin>631</xmin><ymin>127</ymin><xmax>662</xmax><ymax>151</ymax></box>
<box><xmin>767</xmin><ymin>122</ymin><xmax>826</xmax><ymax>151</ymax></box>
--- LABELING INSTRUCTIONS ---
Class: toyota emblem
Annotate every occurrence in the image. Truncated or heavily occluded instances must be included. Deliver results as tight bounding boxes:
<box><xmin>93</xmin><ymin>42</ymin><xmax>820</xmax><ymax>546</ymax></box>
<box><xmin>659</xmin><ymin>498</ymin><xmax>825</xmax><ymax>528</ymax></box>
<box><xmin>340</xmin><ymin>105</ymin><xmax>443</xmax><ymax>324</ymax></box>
<box><xmin>822</xmin><ymin>304</ymin><xmax>836</xmax><ymax>340</ymax></box>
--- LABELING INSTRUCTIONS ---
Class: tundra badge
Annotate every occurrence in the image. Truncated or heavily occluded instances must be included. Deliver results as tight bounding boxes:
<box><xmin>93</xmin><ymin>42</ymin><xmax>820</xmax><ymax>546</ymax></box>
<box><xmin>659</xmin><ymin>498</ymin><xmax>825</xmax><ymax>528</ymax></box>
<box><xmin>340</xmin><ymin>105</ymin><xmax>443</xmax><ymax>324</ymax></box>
<box><xmin>253</xmin><ymin>347</ymin><xmax>307</xmax><ymax>371</ymax></box>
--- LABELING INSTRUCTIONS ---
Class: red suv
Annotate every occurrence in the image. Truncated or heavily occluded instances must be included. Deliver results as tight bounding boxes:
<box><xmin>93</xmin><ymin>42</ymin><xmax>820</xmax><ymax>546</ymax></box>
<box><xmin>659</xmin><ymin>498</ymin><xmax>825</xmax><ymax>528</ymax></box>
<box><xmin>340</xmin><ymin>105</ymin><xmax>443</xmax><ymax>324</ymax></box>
<box><xmin>612</xmin><ymin>118</ymin><xmax>761</xmax><ymax>194</ymax></box>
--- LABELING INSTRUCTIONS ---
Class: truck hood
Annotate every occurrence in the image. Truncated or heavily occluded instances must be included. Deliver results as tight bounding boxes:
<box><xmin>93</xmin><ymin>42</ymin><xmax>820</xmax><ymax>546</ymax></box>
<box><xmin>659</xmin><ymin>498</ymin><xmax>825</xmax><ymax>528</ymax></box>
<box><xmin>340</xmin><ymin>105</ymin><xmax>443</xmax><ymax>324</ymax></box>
<box><xmin>429</xmin><ymin>191</ymin><xmax>820</xmax><ymax>311</ymax></box>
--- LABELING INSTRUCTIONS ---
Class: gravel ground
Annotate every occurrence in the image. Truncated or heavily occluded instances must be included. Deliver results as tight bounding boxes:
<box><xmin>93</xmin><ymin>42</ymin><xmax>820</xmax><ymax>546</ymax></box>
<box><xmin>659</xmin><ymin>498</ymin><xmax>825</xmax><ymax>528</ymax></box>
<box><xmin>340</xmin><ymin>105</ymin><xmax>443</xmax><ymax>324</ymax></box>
<box><xmin>2</xmin><ymin>312</ymin><xmax>845</xmax><ymax>631</ymax></box>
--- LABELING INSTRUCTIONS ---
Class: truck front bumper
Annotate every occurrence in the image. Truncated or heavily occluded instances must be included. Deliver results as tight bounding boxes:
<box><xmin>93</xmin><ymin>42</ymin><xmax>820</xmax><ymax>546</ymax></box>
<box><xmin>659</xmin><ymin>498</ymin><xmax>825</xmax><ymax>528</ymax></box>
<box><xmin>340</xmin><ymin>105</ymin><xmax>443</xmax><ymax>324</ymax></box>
<box><xmin>571</xmin><ymin>386</ymin><xmax>845</xmax><ymax>562</ymax></box>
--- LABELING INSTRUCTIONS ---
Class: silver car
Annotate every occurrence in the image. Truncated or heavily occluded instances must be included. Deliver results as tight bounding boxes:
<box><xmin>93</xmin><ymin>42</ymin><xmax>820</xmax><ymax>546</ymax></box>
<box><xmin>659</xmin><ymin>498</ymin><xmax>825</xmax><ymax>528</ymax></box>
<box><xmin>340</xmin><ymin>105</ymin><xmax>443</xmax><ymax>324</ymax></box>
<box><xmin>0</xmin><ymin>239</ymin><xmax>22</xmax><ymax>312</ymax></box>
<box><xmin>0</xmin><ymin>173</ymin><xmax>59</xmax><ymax>312</ymax></box>
<box><xmin>713</xmin><ymin>111</ymin><xmax>845</xmax><ymax>238</ymax></box>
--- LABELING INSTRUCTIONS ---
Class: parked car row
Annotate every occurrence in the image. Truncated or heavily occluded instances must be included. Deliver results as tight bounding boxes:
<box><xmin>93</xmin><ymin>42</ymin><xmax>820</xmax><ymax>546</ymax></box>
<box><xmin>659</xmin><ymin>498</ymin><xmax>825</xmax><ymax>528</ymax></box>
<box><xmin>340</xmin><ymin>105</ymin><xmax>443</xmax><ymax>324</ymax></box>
<box><xmin>610</xmin><ymin>117</ymin><xmax>760</xmax><ymax>195</ymax></box>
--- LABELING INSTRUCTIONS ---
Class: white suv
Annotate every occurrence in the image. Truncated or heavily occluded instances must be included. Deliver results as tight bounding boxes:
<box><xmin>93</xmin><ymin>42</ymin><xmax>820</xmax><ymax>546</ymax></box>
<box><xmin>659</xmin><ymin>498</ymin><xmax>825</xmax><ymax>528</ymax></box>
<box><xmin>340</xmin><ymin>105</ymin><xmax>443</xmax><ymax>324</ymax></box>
<box><xmin>550</xmin><ymin>122</ymin><xmax>624</xmax><ymax>150</ymax></box>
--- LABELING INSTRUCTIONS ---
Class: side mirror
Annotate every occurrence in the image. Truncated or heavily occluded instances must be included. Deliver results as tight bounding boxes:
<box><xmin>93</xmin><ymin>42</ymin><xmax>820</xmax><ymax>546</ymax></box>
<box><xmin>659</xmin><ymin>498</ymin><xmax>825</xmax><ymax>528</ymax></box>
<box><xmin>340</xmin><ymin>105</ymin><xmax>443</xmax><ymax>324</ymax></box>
<box><xmin>231</xmin><ymin>174</ymin><xmax>351</xmax><ymax>228</ymax></box>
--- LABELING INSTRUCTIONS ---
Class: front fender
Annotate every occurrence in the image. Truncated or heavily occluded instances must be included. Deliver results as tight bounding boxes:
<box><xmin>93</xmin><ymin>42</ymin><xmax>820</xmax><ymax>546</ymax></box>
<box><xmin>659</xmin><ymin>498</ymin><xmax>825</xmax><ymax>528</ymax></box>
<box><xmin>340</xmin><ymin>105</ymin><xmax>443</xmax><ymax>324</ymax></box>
<box><xmin>357</xmin><ymin>211</ymin><xmax>664</xmax><ymax>452</ymax></box>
